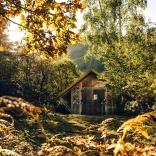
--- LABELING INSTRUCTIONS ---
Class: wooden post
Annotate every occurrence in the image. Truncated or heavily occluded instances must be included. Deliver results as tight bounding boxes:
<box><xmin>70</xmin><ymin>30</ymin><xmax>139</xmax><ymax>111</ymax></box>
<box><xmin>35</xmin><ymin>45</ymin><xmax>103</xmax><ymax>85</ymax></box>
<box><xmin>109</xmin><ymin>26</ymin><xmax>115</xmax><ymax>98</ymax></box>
<box><xmin>79</xmin><ymin>82</ymin><xmax>82</xmax><ymax>114</ymax></box>
<box><xmin>71</xmin><ymin>89</ymin><xmax>73</xmax><ymax>113</ymax></box>
<box><xmin>105</xmin><ymin>87</ymin><xmax>108</xmax><ymax>114</ymax></box>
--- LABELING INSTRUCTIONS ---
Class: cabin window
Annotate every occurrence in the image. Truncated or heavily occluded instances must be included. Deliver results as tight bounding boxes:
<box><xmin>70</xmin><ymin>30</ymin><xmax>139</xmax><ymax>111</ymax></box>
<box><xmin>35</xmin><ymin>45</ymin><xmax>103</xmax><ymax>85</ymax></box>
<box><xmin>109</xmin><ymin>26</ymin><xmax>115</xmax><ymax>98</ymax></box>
<box><xmin>93</xmin><ymin>94</ymin><xmax>98</xmax><ymax>100</ymax></box>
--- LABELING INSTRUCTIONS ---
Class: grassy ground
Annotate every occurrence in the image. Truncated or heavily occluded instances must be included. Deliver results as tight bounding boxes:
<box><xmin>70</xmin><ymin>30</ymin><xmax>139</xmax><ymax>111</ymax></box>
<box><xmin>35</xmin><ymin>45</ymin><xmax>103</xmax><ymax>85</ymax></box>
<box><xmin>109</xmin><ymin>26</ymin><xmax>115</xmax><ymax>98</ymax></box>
<box><xmin>13</xmin><ymin>113</ymin><xmax>129</xmax><ymax>155</ymax></box>
<box><xmin>1</xmin><ymin>112</ymin><xmax>156</xmax><ymax>155</ymax></box>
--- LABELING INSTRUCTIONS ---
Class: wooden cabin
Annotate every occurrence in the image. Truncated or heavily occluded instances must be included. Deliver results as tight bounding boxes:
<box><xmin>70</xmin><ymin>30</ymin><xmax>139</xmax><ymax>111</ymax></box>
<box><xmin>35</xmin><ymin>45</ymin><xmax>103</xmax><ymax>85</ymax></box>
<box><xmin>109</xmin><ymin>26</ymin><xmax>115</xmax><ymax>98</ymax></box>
<box><xmin>58</xmin><ymin>69</ymin><xmax>108</xmax><ymax>115</ymax></box>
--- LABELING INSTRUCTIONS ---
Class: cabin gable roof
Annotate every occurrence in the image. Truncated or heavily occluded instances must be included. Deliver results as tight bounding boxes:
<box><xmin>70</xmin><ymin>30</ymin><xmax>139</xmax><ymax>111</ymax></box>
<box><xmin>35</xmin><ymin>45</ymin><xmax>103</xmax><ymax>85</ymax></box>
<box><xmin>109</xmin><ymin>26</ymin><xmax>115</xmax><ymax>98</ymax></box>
<box><xmin>58</xmin><ymin>69</ymin><xmax>100</xmax><ymax>98</ymax></box>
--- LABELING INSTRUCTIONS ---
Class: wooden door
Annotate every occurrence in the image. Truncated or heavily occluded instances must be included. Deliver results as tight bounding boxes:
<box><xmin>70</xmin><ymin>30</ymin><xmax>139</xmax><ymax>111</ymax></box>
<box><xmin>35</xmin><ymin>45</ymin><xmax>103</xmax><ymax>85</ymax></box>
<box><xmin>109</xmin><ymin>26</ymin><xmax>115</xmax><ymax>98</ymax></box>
<box><xmin>81</xmin><ymin>88</ymin><xmax>92</xmax><ymax>114</ymax></box>
<box><xmin>81</xmin><ymin>88</ymin><xmax>105</xmax><ymax>115</ymax></box>
<box><xmin>93</xmin><ymin>89</ymin><xmax>105</xmax><ymax>115</ymax></box>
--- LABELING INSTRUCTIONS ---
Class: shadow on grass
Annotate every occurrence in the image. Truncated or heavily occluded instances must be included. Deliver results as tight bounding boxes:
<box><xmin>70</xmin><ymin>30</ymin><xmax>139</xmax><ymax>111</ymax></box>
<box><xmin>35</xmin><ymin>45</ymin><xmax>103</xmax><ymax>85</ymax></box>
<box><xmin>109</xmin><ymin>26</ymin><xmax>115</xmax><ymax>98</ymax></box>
<box><xmin>14</xmin><ymin>115</ymin><xmax>46</xmax><ymax>146</ymax></box>
<box><xmin>41</xmin><ymin>113</ymin><xmax>130</xmax><ymax>134</ymax></box>
<box><xmin>41</xmin><ymin>113</ymin><xmax>86</xmax><ymax>134</ymax></box>
<box><xmin>14</xmin><ymin>113</ymin><xmax>130</xmax><ymax>147</ymax></box>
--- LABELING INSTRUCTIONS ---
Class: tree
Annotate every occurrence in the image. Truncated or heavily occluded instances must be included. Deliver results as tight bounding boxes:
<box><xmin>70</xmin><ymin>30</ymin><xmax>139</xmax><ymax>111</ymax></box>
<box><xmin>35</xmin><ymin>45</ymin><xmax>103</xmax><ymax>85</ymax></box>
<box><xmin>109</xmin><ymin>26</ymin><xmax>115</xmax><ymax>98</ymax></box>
<box><xmin>0</xmin><ymin>0</ymin><xmax>83</xmax><ymax>57</ymax></box>
<box><xmin>0</xmin><ymin>51</ymin><xmax>81</xmax><ymax>105</ymax></box>
<box><xmin>0</xmin><ymin>52</ymin><xmax>20</xmax><ymax>95</ymax></box>
<box><xmin>0</xmin><ymin>15</ymin><xmax>11</xmax><ymax>51</ymax></box>
<box><xmin>80</xmin><ymin>0</ymin><xmax>156</xmax><ymax>113</ymax></box>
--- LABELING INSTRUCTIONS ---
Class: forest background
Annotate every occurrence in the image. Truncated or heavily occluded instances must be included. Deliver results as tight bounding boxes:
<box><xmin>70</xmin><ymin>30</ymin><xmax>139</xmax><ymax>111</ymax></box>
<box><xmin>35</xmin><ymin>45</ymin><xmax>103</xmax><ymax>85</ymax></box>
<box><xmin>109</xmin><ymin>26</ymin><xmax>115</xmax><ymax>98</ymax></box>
<box><xmin>0</xmin><ymin>0</ymin><xmax>156</xmax><ymax>155</ymax></box>
<box><xmin>0</xmin><ymin>0</ymin><xmax>156</xmax><ymax>112</ymax></box>
<box><xmin>0</xmin><ymin>0</ymin><xmax>155</xmax><ymax>114</ymax></box>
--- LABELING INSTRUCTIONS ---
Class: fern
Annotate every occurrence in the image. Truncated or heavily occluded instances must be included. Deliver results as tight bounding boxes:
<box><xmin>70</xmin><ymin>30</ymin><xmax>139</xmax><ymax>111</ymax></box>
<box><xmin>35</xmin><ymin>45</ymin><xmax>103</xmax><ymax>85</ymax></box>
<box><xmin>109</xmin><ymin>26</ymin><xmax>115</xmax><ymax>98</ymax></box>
<box><xmin>110</xmin><ymin>112</ymin><xmax>156</xmax><ymax>155</ymax></box>
<box><xmin>0</xmin><ymin>146</ymin><xmax>20</xmax><ymax>156</ymax></box>
<box><xmin>0</xmin><ymin>96</ymin><xmax>45</xmax><ymax>155</ymax></box>
<box><xmin>117</xmin><ymin>112</ymin><xmax>156</xmax><ymax>140</ymax></box>
<box><xmin>0</xmin><ymin>112</ymin><xmax>14</xmax><ymax>124</ymax></box>
<box><xmin>0</xmin><ymin>96</ymin><xmax>42</xmax><ymax>117</ymax></box>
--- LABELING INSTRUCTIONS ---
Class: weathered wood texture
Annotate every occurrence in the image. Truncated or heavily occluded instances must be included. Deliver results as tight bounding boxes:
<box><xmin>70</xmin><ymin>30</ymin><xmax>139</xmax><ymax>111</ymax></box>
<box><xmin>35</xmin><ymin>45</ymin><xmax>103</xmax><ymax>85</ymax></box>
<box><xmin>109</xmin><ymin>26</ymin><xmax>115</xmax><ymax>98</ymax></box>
<box><xmin>72</xmin><ymin>72</ymin><xmax>106</xmax><ymax>114</ymax></box>
<box><xmin>59</xmin><ymin>69</ymin><xmax>107</xmax><ymax>115</ymax></box>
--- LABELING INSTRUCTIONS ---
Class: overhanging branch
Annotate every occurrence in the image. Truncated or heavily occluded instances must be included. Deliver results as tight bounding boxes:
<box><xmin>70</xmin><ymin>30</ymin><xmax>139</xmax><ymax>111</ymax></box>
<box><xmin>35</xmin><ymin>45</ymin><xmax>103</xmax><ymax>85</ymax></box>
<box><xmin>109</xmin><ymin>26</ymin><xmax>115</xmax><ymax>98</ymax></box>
<box><xmin>3</xmin><ymin>15</ymin><xmax>26</xmax><ymax>29</ymax></box>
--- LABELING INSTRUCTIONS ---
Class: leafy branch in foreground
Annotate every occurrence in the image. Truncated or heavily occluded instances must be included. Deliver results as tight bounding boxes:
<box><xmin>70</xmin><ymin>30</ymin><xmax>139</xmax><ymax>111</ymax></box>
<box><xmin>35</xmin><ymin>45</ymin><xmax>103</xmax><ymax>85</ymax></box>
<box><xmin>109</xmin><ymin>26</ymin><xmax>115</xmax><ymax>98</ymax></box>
<box><xmin>108</xmin><ymin>111</ymin><xmax>156</xmax><ymax>155</ymax></box>
<box><xmin>0</xmin><ymin>96</ymin><xmax>45</xmax><ymax>155</ymax></box>
<box><xmin>0</xmin><ymin>118</ymin><xmax>36</xmax><ymax>155</ymax></box>
<box><xmin>0</xmin><ymin>96</ymin><xmax>42</xmax><ymax>123</ymax></box>
<box><xmin>0</xmin><ymin>0</ymin><xmax>83</xmax><ymax>58</ymax></box>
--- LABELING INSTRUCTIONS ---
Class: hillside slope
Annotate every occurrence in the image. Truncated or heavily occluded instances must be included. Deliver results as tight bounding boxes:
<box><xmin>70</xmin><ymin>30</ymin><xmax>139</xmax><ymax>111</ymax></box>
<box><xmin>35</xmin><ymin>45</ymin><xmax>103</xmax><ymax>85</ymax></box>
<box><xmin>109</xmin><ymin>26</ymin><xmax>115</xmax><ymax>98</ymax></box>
<box><xmin>67</xmin><ymin>44</ymin><xmax>104</xmax><ymax>72</ymax></box>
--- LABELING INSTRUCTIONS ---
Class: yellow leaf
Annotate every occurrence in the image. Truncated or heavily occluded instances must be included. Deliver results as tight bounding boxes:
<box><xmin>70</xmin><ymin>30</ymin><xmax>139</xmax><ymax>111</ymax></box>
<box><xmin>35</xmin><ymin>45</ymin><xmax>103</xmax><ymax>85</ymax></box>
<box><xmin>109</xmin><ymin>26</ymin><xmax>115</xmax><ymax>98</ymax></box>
<box><xmin>141</xmin><ymin>130</ymin><xmax>149</xmax><ymax>139</ymax></box>
<box><xmin>56</xmin><ymin>16</ymin><xmax>63</xmax><ymax>22</ymax></box>
<box><xmin>18</xmin><ymin>47</ymin><xmax>23</xmax><ymax>52</ymax></box>
<box><xmin>71</xmin><ymin>40</ymin><xmax>77</xmax><ymax>45</ymax></box>
<box><xmin>51</xmin><ymin>24</ymin><xmax>57</xmax><ymax>30</ymax></box>
<box><xmin>0</xmin><ymin>45</ymin><xmax>4</xmax><ymax>51</ymax></box>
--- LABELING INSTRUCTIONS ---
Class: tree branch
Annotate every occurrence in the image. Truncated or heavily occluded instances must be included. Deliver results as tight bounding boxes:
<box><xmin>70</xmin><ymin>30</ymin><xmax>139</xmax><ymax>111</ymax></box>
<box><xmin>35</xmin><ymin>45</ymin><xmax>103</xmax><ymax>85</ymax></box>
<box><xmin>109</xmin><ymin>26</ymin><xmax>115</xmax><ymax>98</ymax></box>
<box><xmin>2</xmin><ymin>15</ymin><xmax>26</xmax><ymax>29</ymax></box>
<box><xmin>6</xmin><ymin>0</ymin><xmax>34</xmax><ymax>13</ymax></box>
<box><xmin>6</xmin><ymin>0</ymin><xmax>57</xmax><ymax>16</ymax></box>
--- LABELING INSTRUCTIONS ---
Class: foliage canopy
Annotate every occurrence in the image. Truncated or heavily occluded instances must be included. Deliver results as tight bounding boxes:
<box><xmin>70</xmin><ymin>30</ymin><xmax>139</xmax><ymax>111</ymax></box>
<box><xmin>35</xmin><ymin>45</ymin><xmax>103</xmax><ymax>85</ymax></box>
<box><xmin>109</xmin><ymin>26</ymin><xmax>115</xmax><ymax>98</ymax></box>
<box><xmin>0</xmin><ymin>0</ymin><xmax>83</xmax><ymax>58</ymax></box>
<box><xmin>80</xmin><ymin>0</ymin><xmax>156</xmax><ymax>113</ymax></box>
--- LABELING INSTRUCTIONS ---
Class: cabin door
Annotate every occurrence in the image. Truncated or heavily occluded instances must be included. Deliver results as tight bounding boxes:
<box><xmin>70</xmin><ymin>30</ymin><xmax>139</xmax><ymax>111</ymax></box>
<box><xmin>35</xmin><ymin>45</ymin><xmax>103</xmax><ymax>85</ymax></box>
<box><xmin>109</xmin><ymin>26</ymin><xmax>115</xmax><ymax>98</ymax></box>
<box><xmin>81</xmin><ymin>88</ymin><xmax>92</xmax><ymax>114</ymax></box>
<box><xmin>81</xmin><ymin>88</ymin><xmax>105</xmax><ymax>115</ymax></box>
<box><xmin>93</xmin><ymin>89</ymin><xmax>105</xmax><ymax>115</ymax></box>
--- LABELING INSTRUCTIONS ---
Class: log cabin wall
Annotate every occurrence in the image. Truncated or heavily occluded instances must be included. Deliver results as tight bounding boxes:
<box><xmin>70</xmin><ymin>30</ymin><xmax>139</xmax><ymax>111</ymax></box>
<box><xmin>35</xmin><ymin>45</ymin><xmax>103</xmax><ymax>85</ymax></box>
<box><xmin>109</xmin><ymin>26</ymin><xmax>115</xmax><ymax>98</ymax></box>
<box><xmin>71</xmin><ymin>72</ymin><xmax>106</xmax><ymax>114</ymax></box>
<box><xmin>71</xmin><ymin>83</ymin><xmax>82</xmax><ymax>114</ymax></box>
<box><xmin>58</xmin><ymin>69</ymin><xmax>108</xmax><ymax>115</ymax></box>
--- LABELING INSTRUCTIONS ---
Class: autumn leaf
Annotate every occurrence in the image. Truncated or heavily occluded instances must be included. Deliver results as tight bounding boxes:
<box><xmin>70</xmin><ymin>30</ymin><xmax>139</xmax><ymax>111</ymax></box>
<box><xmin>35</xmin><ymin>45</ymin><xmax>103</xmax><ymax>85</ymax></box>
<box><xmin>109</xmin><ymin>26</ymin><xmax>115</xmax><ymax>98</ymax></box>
<box><xmin>73</xmin><ymin>33</ymin><xmax>80</xmax><ymax>39</ymax></box>
<box><xmin>0</xmin><ymin>45</ymin><xmax>4</xmax><ymax>51</ymax></box>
